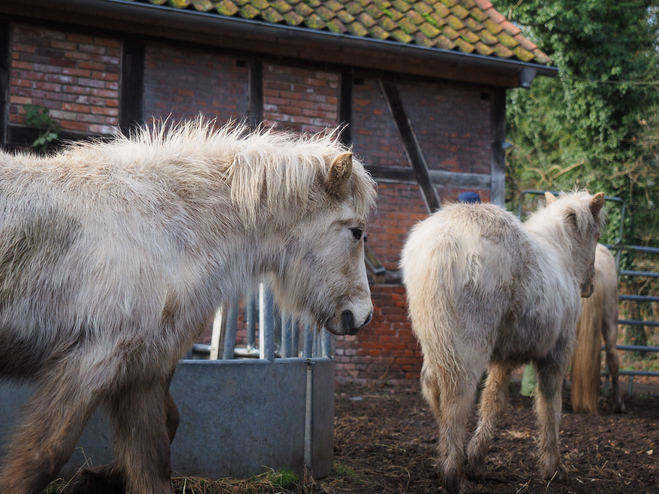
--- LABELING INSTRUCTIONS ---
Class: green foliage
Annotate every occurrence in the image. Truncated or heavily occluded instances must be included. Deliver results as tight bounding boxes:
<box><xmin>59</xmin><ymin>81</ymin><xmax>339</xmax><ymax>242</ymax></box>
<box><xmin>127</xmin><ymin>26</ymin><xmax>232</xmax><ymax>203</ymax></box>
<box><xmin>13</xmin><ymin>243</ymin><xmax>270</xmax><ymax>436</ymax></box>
<box><xmin>493</xmin><ymin>0</ymin><xmax>659</xmax><ymax>246</ymax></box>
<box><xmin>23</xmin><ymin>104</ymin><xmax>59</xmax><ymax>153</ymax></box>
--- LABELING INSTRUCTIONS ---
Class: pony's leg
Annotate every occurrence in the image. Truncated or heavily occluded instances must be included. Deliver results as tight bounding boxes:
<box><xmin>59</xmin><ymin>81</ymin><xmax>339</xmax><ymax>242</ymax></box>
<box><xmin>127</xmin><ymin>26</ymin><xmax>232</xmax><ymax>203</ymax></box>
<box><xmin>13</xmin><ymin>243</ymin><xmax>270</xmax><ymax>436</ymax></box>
<box><xmin>63</xmin><ymin>382</ymin><xmax>180</xmax><ymax>494</ymax></box>
<box><xmin>423</xmin><ymin>362</ymin><xmax>480</xmax><ymax>494</ymax></box>
<box><xmin>0</xmin><ymin>363</ymin><xmax>103</xmax><ymax>494</ymax></box>
<box><xmin>466</xmin><ymin>362</ymin><xmax>515</xmax><ymax>480</ymax></box>
<box><xmin>602</xmin><ymin>319</ymin><xmax>625</xmax><ymax>413</ymax></box>
<box><xmin>109</xmin><ymin>377</ymin><xmax>173</xmax><ymax>494</ymax></box>
<box><xmin>534</xmin><ymin>358</ymin><xmax>568</xmax><ymax>482</ymax></box>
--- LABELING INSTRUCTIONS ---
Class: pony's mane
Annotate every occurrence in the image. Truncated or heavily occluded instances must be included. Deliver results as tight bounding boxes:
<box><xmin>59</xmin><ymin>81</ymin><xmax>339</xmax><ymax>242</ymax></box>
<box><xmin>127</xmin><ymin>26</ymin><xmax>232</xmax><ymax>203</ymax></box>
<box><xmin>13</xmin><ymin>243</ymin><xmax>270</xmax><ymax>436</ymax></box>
<box><xmin>524</xmin><ymin>191</ymin><xmax>605</xmax><ymax>238</ymax></box>
<box><xmin>54</xmin><ymin>118</ymin><xmax>377</xmax><ymax>222</ymax></box>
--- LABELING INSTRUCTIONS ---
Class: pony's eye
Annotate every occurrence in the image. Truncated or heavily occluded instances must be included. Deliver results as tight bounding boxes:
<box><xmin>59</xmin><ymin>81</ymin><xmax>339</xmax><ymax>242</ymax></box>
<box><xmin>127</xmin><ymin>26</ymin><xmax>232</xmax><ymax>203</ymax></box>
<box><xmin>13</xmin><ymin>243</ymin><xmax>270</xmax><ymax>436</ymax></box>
<box><xmin>350</xmin><ymin>228</ymin><xmax>363</xmax><ymax>241</ymax></box>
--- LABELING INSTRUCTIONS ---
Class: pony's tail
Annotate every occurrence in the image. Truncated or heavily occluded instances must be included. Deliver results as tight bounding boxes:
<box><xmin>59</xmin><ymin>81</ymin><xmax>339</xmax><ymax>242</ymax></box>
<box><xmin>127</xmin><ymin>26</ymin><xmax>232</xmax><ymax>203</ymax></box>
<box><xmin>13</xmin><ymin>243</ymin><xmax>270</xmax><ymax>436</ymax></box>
<box><xmin>571</xmin><ymin>279</ymin><xmax>603</xmax><ymax>415</ymax></box>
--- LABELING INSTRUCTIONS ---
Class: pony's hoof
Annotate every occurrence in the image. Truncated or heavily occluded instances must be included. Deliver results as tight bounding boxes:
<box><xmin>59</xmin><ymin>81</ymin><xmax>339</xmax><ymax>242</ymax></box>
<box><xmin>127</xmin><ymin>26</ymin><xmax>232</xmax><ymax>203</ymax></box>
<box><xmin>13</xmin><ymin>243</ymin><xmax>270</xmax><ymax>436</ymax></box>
<box><xmin>614</xmin><ymin>401</ymin><xmax>626</xmax><ymax>413</ymax></box>
<box><xmin>465</xmin><ymin>458</ymin><xmax>485</xmax><ymax>481</ymax></box>
<box><xmin>62</xmin><ymin>469</ymin><xmax>125</xmax><ymax>494</ymax></box>
<box><xmin>542</xmin><ymin>463</ymin><xmax>567</xmax><ymax>483</ymax></box>
<box><xmin>440</xmin><ymin>471</ymin><xmax>471</xmax><ymax>494</ymax></box>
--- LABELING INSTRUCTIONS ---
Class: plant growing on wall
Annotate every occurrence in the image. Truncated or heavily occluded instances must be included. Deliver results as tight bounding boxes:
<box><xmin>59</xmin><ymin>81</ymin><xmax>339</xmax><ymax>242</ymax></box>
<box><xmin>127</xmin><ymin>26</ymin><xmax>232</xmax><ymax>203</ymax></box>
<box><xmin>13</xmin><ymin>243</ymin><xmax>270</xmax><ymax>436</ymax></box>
<box><xmin>23</xmin><ymin>104</ymin><xmax>59</xmax><ymax>153</ymax></box>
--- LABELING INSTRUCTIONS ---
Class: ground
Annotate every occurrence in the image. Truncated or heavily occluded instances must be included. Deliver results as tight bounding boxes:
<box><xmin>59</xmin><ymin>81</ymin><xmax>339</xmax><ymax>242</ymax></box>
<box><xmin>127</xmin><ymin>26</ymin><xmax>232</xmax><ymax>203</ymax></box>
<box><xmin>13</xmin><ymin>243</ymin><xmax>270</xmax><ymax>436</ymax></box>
<box><xmin>326</xmin><ymin>380</ymin><xmax>658</xmax><ymax>494</ymax></box>
<box><xmin>47</xmin><ymin>379</ymin><xmax>659</xmax><ymax>494</ymax></box>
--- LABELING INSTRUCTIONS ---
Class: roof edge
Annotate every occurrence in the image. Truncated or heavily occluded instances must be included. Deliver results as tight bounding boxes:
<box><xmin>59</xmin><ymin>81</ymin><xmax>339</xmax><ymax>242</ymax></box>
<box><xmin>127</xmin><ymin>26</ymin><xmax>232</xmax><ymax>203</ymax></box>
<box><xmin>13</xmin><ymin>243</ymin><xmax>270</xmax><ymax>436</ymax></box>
<box><xmin>12</xmin><ymin>0</ymin><xmax>559</xmax><ymax>85</ymax></box>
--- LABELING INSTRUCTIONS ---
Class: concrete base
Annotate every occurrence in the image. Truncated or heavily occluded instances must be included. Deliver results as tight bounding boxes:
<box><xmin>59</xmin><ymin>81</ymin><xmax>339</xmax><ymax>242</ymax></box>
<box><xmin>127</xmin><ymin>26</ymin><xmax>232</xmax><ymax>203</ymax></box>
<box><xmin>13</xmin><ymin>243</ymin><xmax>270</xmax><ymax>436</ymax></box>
<box><xmin>0</xmin><ymin>358</ymin><xmax>334</xmax><ymax>481</ymax></box>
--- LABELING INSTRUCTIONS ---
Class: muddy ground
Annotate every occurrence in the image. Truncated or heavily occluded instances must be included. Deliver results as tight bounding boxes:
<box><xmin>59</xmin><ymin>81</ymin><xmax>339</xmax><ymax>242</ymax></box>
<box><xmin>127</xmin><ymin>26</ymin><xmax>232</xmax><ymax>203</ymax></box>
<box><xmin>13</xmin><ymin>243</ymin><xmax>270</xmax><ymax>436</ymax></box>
<box><xmin>326</xmin><ymin>380</ymin><xmax>658</xmax><ymax>494</ymax></box>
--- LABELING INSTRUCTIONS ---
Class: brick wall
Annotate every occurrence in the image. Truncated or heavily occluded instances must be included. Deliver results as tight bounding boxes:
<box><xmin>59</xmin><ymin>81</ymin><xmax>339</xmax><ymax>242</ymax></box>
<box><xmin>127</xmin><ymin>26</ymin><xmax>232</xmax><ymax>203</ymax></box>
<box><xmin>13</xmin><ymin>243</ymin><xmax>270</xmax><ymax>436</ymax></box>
<box><xmin>399</xmin><ymin>80</ymin><xmax>491</xmax><ymax>174</ymax></box>
<box><xmin>9</xmin><ymin>24</ymin><xmax>120</xmax><ymax>135</ymax></box>
<box><xmin>335</xmin><ymin>285</ymin><xmax>422</xmax><ymax>382</ymax></box>
<box><xmin>143</xmin><ymin>42</ymin><xmax>249</xmax><ymax>125</ymax></box>
<box><xmin>263</xmin><ymin>64</ymin><xmax>339</xmax><ymax>133</ymax></box>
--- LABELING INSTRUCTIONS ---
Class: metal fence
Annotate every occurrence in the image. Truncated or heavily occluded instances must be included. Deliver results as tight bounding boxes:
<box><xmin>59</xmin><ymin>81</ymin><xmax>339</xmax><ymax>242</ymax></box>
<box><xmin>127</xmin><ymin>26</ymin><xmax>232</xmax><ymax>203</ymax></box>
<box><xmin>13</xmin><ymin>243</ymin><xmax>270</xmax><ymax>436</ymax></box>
<box><xmin>518</xmin><ymin>190</ymin><xmax>659</xmax><ymax>393</ymax></box>
<box><xmin>187</xmin><ymin>282</ymin><xmax>333</xmax><ymax>361</ymax></box>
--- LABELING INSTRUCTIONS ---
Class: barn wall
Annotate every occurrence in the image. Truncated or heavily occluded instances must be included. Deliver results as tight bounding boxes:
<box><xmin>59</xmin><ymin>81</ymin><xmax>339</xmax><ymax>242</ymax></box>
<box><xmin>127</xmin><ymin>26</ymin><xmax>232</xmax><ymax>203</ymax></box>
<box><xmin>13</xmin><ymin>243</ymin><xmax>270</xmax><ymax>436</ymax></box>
<box><xmin>8</xmin><ymin>24</ymin><xmax>120</xmax><ymax>135</ymax></box>
<box><xmin>142</xmin><ymin>41</ymin><xmax>249</xmax><ymax>124</ymax></box>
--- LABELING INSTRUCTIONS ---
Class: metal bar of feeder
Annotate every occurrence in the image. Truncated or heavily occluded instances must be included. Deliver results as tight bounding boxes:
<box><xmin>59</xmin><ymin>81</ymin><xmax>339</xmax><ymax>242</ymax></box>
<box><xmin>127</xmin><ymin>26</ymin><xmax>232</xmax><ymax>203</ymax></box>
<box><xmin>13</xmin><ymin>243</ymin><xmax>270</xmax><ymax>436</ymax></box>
<box><xmin>222</xmin><ymin>300</ymin><xmax>239</xmax><ymax>360</ymax></box>
<box><xmin>245</xmin><ymin>293</ymin><xmax>256</xmax><ymax>351</ymax></box>
<box><xmin>259</xmin><ymin>283</ymin><xmax>275</xmax><ymax>361</ymax></box>
<box><xmin>281</xmin><ymin>312</ymin><xmax>292</xmax><ymax>358</ymax></box>
<box><xmin>303</xmin><ymin>322</ymin><xmax>314</xmax><ymax>358</ymax></box>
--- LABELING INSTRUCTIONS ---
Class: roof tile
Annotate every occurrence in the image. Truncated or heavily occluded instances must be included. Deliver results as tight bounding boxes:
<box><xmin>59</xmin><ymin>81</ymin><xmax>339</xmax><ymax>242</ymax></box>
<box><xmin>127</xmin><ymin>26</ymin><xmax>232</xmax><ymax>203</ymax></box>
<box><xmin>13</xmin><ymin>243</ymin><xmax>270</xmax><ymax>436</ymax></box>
<box><xmin>168</xmin><ymin>0</ymin><xmax>190</xmax><ymax>8</ymax></box>
<box><xmin>398</xmin><ymin>17</ymin><xmax>419</xmax><ymax>34</ymax></box>
<box><xmin>483</xmin><ymin>18</ymin><xmax>502</xmax><ymax>35</ymax></box>
<box><xmin>418</xmin><ymin>21</ymin><xmax>440</xmax><ymax>38</ymax></box>
<box><xmin>492</xmin><ymin>43</ymin><xmax>514</xmax><ymax>58</ymax></box>
<box><xmin>270</xmin><ymin>0</ymin><xmax>292</xmax><ymax>14</ymax></box>
<box><xmin>346</xmin><ymin>20</ymin><xmax>369</xmax><ymax>36</ymax></box>
<box><xmin>441</xmin><ymin>24</ymin><xmax>460</xmax><ymax>40</ymax></box>
<box><xmin>215</xmin><ymin>0</ymin><xmax>239</xmax><ymax>16</ymax></box>
<box><xmin>391</xmin><ymin>0</ymin><xmax>412</xmax><ymax>13</ymax></box>
<box><xmin>378</xmin><ymin>15</ymin><xmax>399</xmax><ymax>30</ymax></box>
<box><xmin>366</xmin><ymin>4</ymin><xmax>385</xmax><ymax>19</ymax></box>
<box><xmin>512</xmin><ymin>46</ymin><xmax>535</xmax><ymax>62</ymax></box>
<box><xmin>469</xmin><ymin>7</ymin><xmax>487</xmax><ymax>22</ymax></box>
<box><xmin>294</xmin><ymin>2</ymin><xmax>314</xmax><ymax>17</ymax></box>
<box><xmin>316</xmin><ymin>6</ymin><xmax>336</xmax><ymax>21</ymax></box>
<box><xmin>326</xmin><ymin>18</ymin><xmax>348</xmax><ymax>32</ymax></box>
<box><xmin>262</xmin><ymin>7</ymin><xmax>284</xmax><ymax>22</ymax></box>
<box><xmin>239</xmin><ymin>4</ymin><xmax>259</xmax><ymax>18</ymax></box>
<box><xmin>325</xmin><ymin>0</ymin><xmax>343</xmax><ymax>12</ymax></box>
<box><xmin>191</xmin><ymin>0</ymin><xmax>214</xmax><ymax>11</ymax></box>
<box><xmin>459</xmin><ymin>29</ymin><xmax>479</xmax><ymax>44</ymax></box>
<box><xmin>369</xmin><ymin>24</ymin><xmax>391</xmax><ymax>39</ymax></box>
<box><xmin>477</xmin><ymin>28</ymin><xmax>498</xmax><ymax>45</ymax></box>
<box><xmin>283</xmin><ymin>10</ymin><xmax>305</xmax><ymax>25</ymax></box>
<box><xmin>451</xmin><ymin>4</ymin><xmax>470</xmax><ymax>19</ymax></box>
<box><xmin>406</xmin><ymin>10</ymin><xmax>426</xmax><ymax>25</ymax></box>
<box><xmin>132</xmin><ymin>0</ymin><xmax>552</xmax><ymax>66</ymax></box>
<box><xmin>305</xmin><ymin>13</ymin><xmax>327</xmax><ymax>29</ymax></box>
<box><xmin>435</xmin><ymin>33</ymin><xmax>456</xmax><ymax>49</ymax></box>
<box><xmin>391</xmin><ymin>29</ymin><xmax>413</xmax><ymax>43</ymax></box>
<box><xmin>445</xmin><ymin>14</ymin><xmax>465</xmax><ymax>30</ymax></box>
<box><xmin>474</xmin><ymin>40</ymin><xmax>493</xmax><ymax>55</ymax></box>
<box><xmin>336</xmin><ymin>10</ymin><xmax>356</xmax><ymax>23</ymax></box>
<box><xmin>357</xmin><ymin>12</ymin><xmax>377</xmax><ymax>28</ymax></box>
<box><xmin>497</xmin><ymin>31</ymin><xmax>519</xmax><ymax>48</ymax></box>
<box><xmin>454</xmin><ymin>37</ymin><xmax>474</xmax><ymax>53</ymax></box>
<box><xmin>345</xmin><ymin>2</ymin><xmax>365</xmax><ymax>16</ymax></box>
<box><xmin>415</xmin><ymin>32</ymin><xmax>436</xmax><ymax>47</ymax></box>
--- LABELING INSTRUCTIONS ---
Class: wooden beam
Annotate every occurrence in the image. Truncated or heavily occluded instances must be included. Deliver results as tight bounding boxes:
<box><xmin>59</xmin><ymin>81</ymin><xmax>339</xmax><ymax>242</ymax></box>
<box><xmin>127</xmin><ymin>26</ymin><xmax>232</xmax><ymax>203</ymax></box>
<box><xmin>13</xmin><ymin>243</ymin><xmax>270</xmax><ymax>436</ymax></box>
<box><xmin>338</xmin><ymin>69</ymin><xmax>353</xmax><ymax>146</ymax></box>
<box><xmin>365</xmin><ymin>165</ymin><xmax>491</xmax><ymax>190</ymax></box>
<box><xmin>119</xmin><ymin>38</ymin><xmax>145</xmax><ymax>135</ymax></box>
<box><xmin>490</xmin><ymin>87</ymin><xmax>506</xmax><ymax>205</ymax></box>
<box><xmin>378</xmin><ymin>79</ymin><xmax>440</xmax><ymax>213</ymax></box>
<box><xmin>246</xmin><ymin>59</ymin><xmax>263</xmax><ymax>128</ymax></box>
<box><xmin>0</xmin><ymin>19</ymin><xmax>10</xmax><ymax>149</ymax></box>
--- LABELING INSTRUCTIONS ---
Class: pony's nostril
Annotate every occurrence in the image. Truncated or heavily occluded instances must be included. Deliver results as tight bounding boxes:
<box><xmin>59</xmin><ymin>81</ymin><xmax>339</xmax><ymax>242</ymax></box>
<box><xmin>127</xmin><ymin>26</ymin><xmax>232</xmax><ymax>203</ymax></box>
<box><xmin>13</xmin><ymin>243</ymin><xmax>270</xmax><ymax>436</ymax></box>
<box><xmin>341</xmin><ymin>310</ymin><xmax>355</xmax><ymax>332</ymax></box>
<box><xmin>363</xmin><ymin>312</ymin><xmax>372</xmax><ymax>327</ymax></box>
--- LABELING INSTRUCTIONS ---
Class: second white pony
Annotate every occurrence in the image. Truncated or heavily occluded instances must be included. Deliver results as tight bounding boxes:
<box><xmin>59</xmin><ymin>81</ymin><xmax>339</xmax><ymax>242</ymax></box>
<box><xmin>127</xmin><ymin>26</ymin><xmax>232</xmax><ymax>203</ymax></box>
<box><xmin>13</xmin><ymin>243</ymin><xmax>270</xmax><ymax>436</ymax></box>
<box><xmin>401</xmin><ymin>191</ymin><xmax>605</xmax><ymax>494</ymax></box>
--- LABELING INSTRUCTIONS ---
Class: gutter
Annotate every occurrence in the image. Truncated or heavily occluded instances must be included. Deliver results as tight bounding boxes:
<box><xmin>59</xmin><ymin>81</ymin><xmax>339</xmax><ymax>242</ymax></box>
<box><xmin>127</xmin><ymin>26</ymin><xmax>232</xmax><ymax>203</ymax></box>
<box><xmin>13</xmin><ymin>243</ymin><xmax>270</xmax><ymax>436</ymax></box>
<box><xmin>12</xmin><ymin>0</ymin><xmax>557</xmax><ymax>87</ymax></box>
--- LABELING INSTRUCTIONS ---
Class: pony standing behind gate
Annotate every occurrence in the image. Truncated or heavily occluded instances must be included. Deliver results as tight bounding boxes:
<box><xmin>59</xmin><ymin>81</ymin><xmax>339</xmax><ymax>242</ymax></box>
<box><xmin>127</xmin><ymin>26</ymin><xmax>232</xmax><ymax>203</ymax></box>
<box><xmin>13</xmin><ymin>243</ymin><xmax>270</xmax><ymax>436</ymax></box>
<box><xmin>401</xmin><ymin>191</ymin><xmax>605</xmax><ymax>494</ymax></box>
<box><xmin>0</xmin><ymin>120</ymin><xmax>376</xmax><ymax>494</ymax></box>
<box><xmin>571</xmin><ymin>243</ymin><xmax>624</xmax><ymax>414</ymax></box>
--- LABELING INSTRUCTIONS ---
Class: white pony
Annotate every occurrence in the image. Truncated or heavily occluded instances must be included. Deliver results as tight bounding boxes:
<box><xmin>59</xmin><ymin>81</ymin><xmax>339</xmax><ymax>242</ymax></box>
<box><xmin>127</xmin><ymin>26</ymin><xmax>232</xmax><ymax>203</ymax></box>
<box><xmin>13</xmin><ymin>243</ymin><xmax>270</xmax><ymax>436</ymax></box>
<box><xmin>0</xmin><ymin>120</ymin><xmax>377</xmax><ymax>494</ymax></box>
<box><xmin>401</xmin><ymin>191</ymin><xmax>605</xmax><ymax>494</ymax></box>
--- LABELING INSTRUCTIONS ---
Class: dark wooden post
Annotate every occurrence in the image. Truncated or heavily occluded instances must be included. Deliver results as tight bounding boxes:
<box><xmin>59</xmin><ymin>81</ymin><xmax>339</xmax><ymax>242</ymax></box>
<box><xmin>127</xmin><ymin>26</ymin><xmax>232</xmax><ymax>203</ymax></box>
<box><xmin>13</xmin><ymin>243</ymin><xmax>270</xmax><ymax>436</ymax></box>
<box><xmin>119</xmin><ymin>38</ymin><xmax>145</xmax><ymax>135</ymax></box>
<box><xmin>338</xmin><ymin>69</ymin><xmax>353</xmax><ymax>146</ymax></box>
<box><xmin>246</xmin><ymin>59</ymin><xmax>263</xmax><ymax>128</ymax></box>
<box><xmin>378</xmin><ymin>78</ymin><xmax>440</xmax><ymax>213</ymax></box>
<box><xmin>490</xmin><ymin>87</ymin><xmax>506</xmax><ymax>205</ymax></box>
<box><xmin>0</xmin><ymin>20</ymin><xmax>11</xmax><ymax>149</ymax></box>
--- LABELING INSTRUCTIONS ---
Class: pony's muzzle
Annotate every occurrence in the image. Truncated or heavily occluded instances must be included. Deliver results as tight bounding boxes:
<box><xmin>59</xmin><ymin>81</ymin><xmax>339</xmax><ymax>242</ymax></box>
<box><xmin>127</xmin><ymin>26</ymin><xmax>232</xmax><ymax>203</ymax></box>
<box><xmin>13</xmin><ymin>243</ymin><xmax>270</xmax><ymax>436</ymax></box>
<box><xmin>342</xmin><ymin>309</ymin><xmax>373</xmax><ymax>335</ymax></box>
<box><xmin>581</xmin><ymin>283</ymin><xmax>595</xmax><ymax>298</ymax></box>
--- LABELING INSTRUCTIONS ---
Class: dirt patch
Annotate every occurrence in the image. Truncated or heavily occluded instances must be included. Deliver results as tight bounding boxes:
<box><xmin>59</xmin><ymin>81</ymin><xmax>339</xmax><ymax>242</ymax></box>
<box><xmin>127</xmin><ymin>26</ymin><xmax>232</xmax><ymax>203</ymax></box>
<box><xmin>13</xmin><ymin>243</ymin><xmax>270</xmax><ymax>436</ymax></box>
<box><xmin>329</xmin><ymin>381</ymin><xmax>658</xmax><ymax>494</ymax></box>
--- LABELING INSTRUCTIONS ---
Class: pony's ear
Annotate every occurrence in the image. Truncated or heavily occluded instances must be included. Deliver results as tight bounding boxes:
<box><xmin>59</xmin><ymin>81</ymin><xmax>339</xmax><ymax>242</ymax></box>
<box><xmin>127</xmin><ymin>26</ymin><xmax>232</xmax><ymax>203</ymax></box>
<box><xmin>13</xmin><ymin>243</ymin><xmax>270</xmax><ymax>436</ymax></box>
<box><xmin>545</xmin><ymin>192</ymin><xmax>557</xmax><ymax>205</ymax></box>
<box><xmin>326</xmin><ymin>152</ymin><xmax>353</xmax><ymax>197</ymax></box>
<box><xmin>590</xmin><ymin>192</ymin><xmax>605</xmax><ymax>217</ymax></box>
